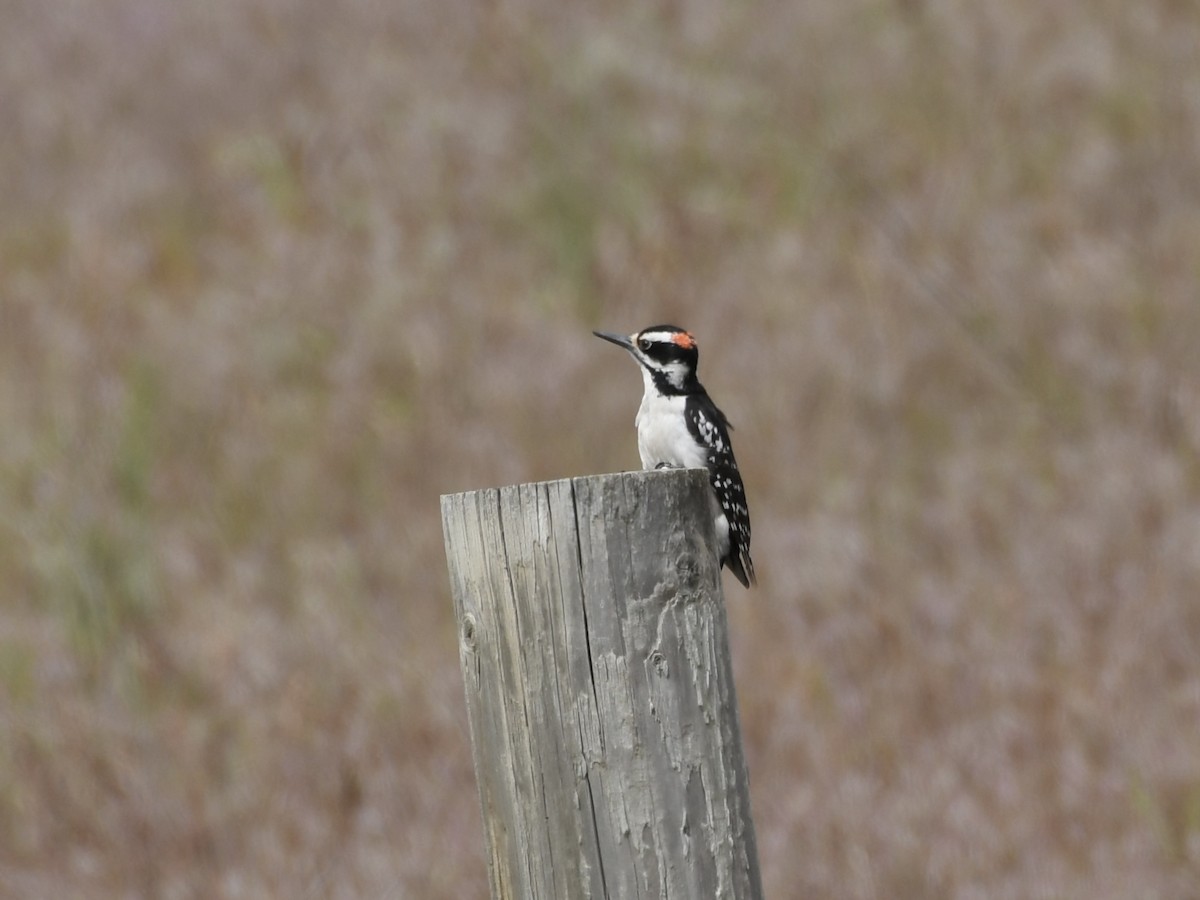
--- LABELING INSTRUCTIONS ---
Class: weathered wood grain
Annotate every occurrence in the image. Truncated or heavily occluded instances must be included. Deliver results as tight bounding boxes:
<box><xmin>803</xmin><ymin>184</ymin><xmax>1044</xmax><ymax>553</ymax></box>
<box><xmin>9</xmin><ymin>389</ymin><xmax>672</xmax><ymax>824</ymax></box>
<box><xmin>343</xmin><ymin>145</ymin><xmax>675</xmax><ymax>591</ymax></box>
<box><xmin>440</xmin><ymin>469</ymin><xmax>762</xmax><ymax>900</ymax></box>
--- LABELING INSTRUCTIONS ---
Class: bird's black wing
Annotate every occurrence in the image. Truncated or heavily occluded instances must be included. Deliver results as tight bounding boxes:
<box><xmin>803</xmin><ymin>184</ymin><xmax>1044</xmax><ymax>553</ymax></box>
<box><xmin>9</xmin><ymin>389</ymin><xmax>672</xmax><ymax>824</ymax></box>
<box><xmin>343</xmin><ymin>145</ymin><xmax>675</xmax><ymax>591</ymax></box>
<box><xmin>684</xmin><ymin>392</ymin><xmax>755</xmax><ymax>588</ymax></box>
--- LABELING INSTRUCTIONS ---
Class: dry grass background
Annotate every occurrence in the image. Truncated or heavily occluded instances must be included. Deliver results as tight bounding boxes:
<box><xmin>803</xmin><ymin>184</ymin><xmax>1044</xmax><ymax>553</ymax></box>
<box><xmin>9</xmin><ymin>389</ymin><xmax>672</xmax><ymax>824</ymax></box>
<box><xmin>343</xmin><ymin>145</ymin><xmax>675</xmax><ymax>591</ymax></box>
<box><xmin>2</xmin><ymin>0</ymin><xmax>1200</xmax><ymax>897</ymax></box>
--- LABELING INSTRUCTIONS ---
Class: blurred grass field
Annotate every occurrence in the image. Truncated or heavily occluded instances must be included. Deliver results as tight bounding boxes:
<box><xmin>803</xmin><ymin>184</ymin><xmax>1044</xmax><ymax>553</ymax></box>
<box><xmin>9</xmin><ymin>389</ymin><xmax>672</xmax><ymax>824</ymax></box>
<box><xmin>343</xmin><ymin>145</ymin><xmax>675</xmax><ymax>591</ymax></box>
<box><xmin>2</xmin><ymin>0</ymin><xmax>1200</xmax><ymax>897</ymax></box>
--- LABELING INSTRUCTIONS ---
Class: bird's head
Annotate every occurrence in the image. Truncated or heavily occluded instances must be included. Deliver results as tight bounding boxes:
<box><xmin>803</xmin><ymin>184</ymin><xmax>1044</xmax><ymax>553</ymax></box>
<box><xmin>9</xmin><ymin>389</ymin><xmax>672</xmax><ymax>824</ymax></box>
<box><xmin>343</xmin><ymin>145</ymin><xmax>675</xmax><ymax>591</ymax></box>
<box><xmin>593</xmin><ymin>325</ymin><xmax>699</xmax><ymax>393</ymax></box>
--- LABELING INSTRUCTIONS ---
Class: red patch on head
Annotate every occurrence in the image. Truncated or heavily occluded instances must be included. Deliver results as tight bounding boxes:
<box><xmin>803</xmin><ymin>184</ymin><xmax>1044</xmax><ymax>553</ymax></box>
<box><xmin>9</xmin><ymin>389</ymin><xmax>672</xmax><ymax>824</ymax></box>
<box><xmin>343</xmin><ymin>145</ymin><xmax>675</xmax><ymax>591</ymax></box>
<box><xmin>672</xmin><ymin>332</ymin><xmax>696</xmax><ymax>349</ymax></box>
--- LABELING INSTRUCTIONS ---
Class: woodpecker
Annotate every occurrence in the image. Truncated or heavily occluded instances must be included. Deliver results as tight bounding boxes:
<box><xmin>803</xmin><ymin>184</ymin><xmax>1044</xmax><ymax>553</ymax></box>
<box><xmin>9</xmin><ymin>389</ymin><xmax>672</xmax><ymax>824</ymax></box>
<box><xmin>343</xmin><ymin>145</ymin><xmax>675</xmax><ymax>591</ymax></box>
<box><xmin>593</xmin><ymin>325</ymin><xmax>756</xmax><ymax>588</ymax></box>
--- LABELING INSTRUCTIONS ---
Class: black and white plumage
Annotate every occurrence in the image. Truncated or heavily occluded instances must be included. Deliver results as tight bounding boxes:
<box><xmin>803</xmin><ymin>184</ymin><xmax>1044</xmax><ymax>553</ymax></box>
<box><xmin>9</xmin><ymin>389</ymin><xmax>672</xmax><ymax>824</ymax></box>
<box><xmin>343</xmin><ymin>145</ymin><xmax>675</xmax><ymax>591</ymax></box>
<box><xmin>593</xmin><ymin>325</ymin><xmax>756</xmax><ymax>588</ymax></box>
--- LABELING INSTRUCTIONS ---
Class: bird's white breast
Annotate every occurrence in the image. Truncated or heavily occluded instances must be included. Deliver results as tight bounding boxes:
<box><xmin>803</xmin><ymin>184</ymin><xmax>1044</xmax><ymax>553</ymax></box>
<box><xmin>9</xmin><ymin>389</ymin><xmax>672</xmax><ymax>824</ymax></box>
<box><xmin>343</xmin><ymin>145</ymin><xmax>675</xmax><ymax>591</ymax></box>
<box><xmin>634</xmin><ymin>383</ymin><xmax>708</xmax><ymax>471</ymax></box>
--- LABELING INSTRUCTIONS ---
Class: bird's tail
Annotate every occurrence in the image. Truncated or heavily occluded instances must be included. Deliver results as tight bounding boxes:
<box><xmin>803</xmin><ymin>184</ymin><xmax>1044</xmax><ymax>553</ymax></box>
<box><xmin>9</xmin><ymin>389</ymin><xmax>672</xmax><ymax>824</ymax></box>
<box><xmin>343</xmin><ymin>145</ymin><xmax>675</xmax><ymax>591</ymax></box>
<box><xmin>725</xmin><ymin>549</ymin><xmax>755</xmax><ymax>589</ymax></box>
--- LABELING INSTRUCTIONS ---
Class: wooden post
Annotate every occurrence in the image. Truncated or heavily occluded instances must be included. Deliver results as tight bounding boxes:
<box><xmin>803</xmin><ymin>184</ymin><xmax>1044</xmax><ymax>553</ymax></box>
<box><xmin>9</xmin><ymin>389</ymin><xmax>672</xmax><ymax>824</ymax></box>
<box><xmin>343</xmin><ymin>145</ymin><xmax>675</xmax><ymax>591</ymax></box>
<box><xmin>440</xmin><ymin>469</ymin><xmax>763</xmax><ymax>900</ymax></box>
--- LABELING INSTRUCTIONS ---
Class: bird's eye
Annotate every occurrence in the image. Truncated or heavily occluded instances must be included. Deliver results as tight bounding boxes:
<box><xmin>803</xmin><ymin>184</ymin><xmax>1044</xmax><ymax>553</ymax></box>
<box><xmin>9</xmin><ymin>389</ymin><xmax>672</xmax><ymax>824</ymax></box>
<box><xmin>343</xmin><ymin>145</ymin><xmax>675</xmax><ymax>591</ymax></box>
<box><xmin>637</xmin><ymin>338</ymin><xmax>651</xmax><ymax>352</ymax></box>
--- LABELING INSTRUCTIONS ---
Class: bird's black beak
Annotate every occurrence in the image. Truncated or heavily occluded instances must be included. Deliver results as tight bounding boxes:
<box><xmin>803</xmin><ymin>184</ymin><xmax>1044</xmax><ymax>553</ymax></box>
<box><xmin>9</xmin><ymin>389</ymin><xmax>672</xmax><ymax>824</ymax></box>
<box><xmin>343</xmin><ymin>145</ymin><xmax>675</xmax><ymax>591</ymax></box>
<box><xmin>593</xmin><ymin>330</ymin><xmax>635</xmax><ymax>351</ymax></box>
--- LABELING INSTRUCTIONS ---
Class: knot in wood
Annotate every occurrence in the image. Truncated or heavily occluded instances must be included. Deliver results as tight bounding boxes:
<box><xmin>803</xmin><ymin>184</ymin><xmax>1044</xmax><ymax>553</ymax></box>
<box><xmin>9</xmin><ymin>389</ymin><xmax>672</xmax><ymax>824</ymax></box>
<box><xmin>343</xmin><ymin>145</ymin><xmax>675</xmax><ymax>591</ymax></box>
<box><xmin>460</xmin><ymin>613</ymin><xmax>478</xmax><ymax>650</ymax></box>
<box><xmin>649</xmin><ymin>650</ymin><xmax>669</xmax><ymax>677</ymax></box>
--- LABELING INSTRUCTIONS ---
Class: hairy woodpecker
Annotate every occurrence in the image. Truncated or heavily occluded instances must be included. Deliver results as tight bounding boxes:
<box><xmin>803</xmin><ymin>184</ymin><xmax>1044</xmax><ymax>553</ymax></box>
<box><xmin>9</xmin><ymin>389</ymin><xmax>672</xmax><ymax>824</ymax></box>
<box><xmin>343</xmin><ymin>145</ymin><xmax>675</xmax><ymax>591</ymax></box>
<box><xmin>593</xmin><ymin>325</ymin><xmax>756</xmax><ymax>588</ymax></box>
